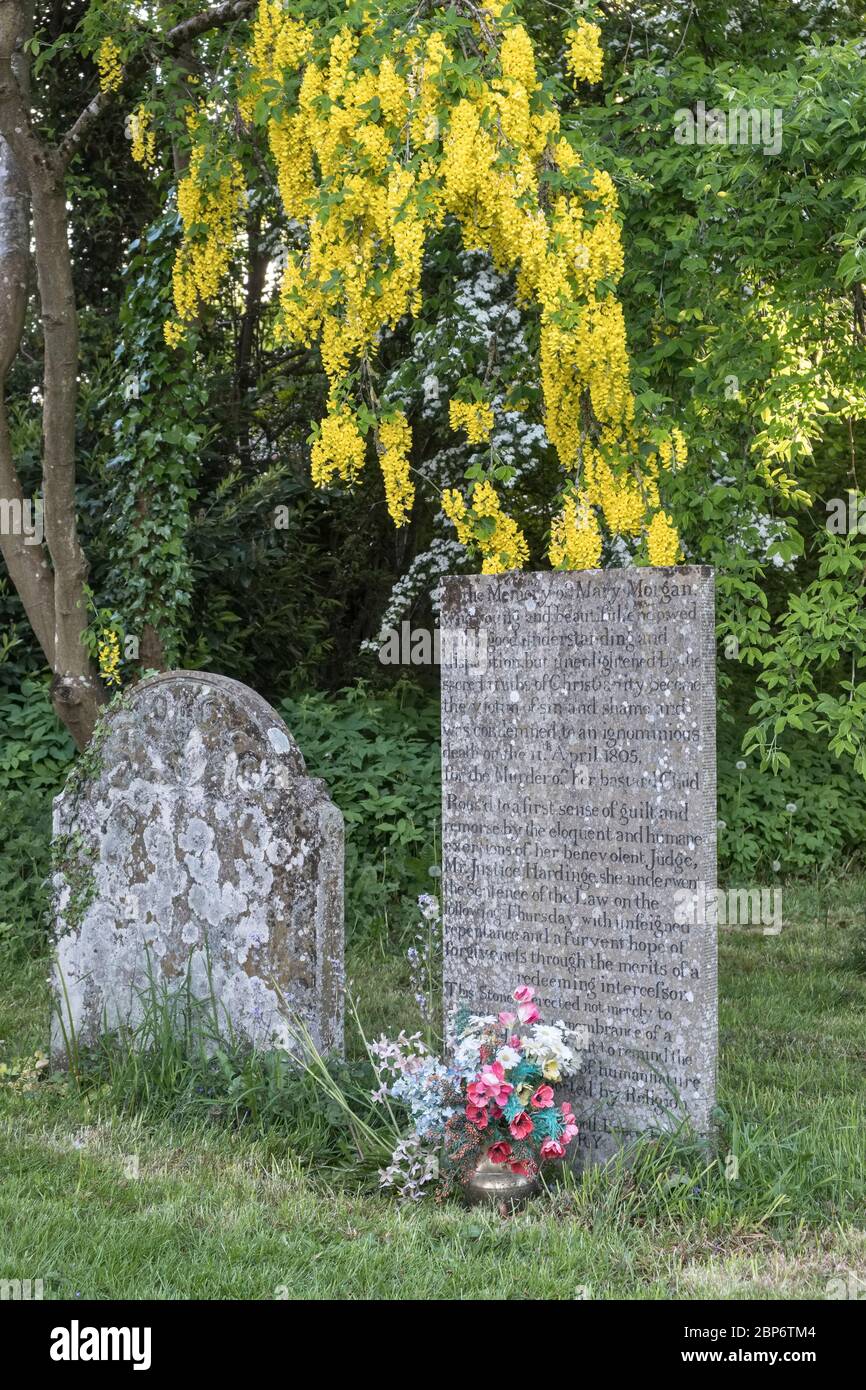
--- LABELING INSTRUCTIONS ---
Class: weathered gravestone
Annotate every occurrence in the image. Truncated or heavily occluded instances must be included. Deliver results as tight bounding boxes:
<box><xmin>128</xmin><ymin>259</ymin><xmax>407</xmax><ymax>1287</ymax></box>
<box><xmin>440</xmin><ymin>568</ymin><xmax>717</xmax><ymax>1166</ymax></box>
<box><xmin>50</xmin><ymin>671</ymin><xmax>343</xmax><ymax>1065</ymax></box>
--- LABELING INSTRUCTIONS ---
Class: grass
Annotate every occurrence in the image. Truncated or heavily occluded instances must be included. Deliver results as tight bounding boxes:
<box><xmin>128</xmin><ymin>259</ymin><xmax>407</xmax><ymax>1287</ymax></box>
<box><xmin>1</xmin><ymin>875</ymin><xmax>865</xmax><ymax>1300</ymax></box>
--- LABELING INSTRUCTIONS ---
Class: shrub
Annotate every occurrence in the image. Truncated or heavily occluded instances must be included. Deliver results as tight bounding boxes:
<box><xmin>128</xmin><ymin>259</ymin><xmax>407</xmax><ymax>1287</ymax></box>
<box><xmin>0</xmin><ymin>678</ymin><xmax>75</xmax><ymax>792</ymax></box>
<box><xmin>717</xmin><ymin>736</ymin><xmax>866</xmax><ymax>879</ymax></box>
<box><xmin>280</xmin><ymin>681</ymin><xmax>440</xmax><ymax>948</ymax></box>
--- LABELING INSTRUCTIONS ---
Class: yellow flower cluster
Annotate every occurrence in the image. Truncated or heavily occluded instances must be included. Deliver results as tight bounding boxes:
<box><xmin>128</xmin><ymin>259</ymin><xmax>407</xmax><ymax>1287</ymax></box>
<box><xmin>96</xmin><ymin>36</ymin><xmax>123</xmax><ymax>94</ymax></box>
<box><xmin>449</xmin><ymin>399</ymin><xmax>494</xmax><ymax>446</ymax></box>
<box><xmin>164</xmin><ymin>139</ymin><xmax>245</xmax><ymax>345</ymax></box>
<box><xmin>311</xmin><ymin>406</ymin><xmax>366</xmax><ymax>487</ymax></box>
<box><xmin>658</xmin><ymin>425</ymin><xmax>688</xmax><ymax>470</ymax></box>
<box><xmin>565</xmin><ymin>20</ymin><xmax>604</xmax><ymax>86</ymax></box>
<box><xmin>266</xmin><ymin>27</ymin><xmax>427</xmax><ymax>396</ymax></box>
<box><xmin>98</xmin><ymin>628</ymin><xmax>121</xmax><ymax>687</ymax></box>
<box><xmin>442</xmin><ymin>481</ymin><xmax>529</xmax><ymax>574</ymax></box>
<box><xmin>240</xmin><ymin>0</ymin><xmax>313</xmax><ymax>122</ymax></box>
<box><xmin>409</xmin><ymin>29</ymin><xmax>448</xmax><ymax>146</ymax></box>
<box><xmin>583</xmin><ymin>448</ymin><xmax>645</xmax><ymax>536</ymax></box>
<box><xmin>378</xmin><ymin>412</ymin><xmax>415</xmax><ymax>526</ymax></box>
<box><xmin>500</xmin><ymin>23</ymin><xmax>537</xmax><ymax>92</ymax></box>
<box><xmin>646</xmin><ymin>510</ymin><xmax>681</xmax><ymax>566</ymax></box>
<box><xmin>129</xmin><ymin>106</ymin><xmax>156</xmax><ymax>167</ymax></box>
<box><xmin>239</xmin><ymin>2</ymin><xmax>315</xmax><ymax>220</ymax></box>
<box><xmin>549</xmin><ymin>492</ymin><xmax>602</xmax><ymax>570</ymax></box>
<box><xmin>154</xmin><ymin>5</ymin><xmax>685</xmax><ymax>572</ymax></box>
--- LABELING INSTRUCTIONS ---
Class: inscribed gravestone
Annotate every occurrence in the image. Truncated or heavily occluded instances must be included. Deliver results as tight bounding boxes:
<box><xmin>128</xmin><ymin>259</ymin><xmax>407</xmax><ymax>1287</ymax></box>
<box><xmin>440</xmin><ymin>568</ymin><xmax>717</xmax><ymax>1165</ymax></box>
<box><xmin>50</xmin><ymin>671</ymin><xmax>343</xmax><ymax>1064</ymax></box>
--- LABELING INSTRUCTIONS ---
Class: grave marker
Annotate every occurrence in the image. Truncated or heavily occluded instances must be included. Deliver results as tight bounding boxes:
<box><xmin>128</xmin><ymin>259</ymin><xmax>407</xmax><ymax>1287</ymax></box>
<box><xmin>441</xmin><ymin>568</ymin><xmax>717</xmax><ymax>1165</ymax></box>
<box><xmin>51</xmin><ymin>671</ymin><xmax>343</xmax><ymax>1064</ymax></box>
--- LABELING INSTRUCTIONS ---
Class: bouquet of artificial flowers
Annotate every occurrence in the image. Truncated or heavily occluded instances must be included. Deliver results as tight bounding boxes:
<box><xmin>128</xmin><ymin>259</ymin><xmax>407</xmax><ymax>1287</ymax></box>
<box><xmin>371</xmin><ymin>985</ymin><xmax>586</xmax><ymax>1201</ymax></box>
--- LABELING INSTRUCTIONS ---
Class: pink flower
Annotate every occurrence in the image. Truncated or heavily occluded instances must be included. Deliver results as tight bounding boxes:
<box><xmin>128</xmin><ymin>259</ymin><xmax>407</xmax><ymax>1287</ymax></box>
<box><xmin>560</xmin><ymin>1102</ymin><xmax>578</xmax><ymax>1143</ymax></box>
<box><xmin>466</xmin><ymin>1103</ymin><xmax>488</xmax><ymax>1129</ymax></box>
<box><xmin>498</xmin><ymin>1010</ymin><xmax>516</xmax><ymax>1028</ymax></box>
<box><xmin>508</xmin><ymin>1034</ymin><xmax>522</xmax><ymax>1051</ymax></box>
<box><xmin>517</xmin><ymin>1001</ymin><xmax>540</xmax><ymax>1025</ymax></box>
<box><xmin>508</xmin><ymin>1111</ymin><xmax>533</xmax><ymax>1140</ymax></box>
<box><xmin>510</xmin><ymin>1161</ymin><xmax>532</xmax><ymax>1176</ymax></box>
<box><xmin>540</xmin><ymin>1137</ymin><xmax>566</xmax><ymax>1161</ymax></box>
<box><xmin>477</xmin><ymin>1060</ymin><xmax>513</xmax><ymax>1107</ymax></box>
<box><xmin>479</xmin><ymin>1060</ymin><xmax>505</xmax><ymax>1085</ymax></box>
<box><xmin>530</xmin><ymin>1084</ymin><xmax>555</xmax><ymax>1110</ymax></box>
<box><xmin>512</xmin><ymin>985</ymin><xmax>535</xmax><ymax>1005</ymax></box>
<box><xmin>489</xmin><ymin>1103</ymin><xmax>504</xmax><ymax>1121</ymax></box>
<box><xmin>466</xmin><ymin>1081</ymin><xmax>487</xmax><ymax>1109</ymax></box>
<box><xmin>488</xmin><ymin>1141</ymin><xmax>513</xmax><ymax>1165</ymax></box>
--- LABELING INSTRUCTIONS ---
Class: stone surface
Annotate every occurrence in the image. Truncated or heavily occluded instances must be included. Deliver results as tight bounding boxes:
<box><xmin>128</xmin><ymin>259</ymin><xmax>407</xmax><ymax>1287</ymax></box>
<box><xmin>50</xmin><ymin>671</ymin><xmax>343</xmax><ymax>1064</ymax></box>
<box><xmin>440</xmin><ymin>569</ymin><xmax>717</xmax><ymax>1166</ymax></box>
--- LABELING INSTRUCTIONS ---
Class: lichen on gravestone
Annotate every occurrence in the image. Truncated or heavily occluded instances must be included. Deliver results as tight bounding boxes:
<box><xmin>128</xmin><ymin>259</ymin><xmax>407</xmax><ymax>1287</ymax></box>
<box><xmin>50</xmin><ymin>671</ymin><xmax>344</xmax><ymax>1066</ymax></box>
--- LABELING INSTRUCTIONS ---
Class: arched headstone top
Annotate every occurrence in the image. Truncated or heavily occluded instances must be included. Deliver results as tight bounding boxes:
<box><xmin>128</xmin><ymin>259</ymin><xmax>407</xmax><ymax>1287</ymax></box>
<box><xmin>91</xmin><ymin>669</ymin><xmax>309</xmax><ymax>791</ymax></box>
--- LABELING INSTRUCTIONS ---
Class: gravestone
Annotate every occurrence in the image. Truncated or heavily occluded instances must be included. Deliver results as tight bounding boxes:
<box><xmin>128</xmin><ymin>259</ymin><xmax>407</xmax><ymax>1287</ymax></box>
<box><xmin>50</xmin><ymin>671</ymin><xmax>343</xmax><ymax>1065</ymax></box>
<box><xmin>440</xmin><ymin>568</ymin><xmax>717</xmax><ymax>1166</ymax></box>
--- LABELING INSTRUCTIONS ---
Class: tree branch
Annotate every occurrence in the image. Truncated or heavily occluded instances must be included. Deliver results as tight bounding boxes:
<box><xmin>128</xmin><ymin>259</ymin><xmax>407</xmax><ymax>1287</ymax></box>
<box><xmin>55</xmin><ymin>0</ymin><xmax>256</xmax><ymax>169</ymax></box>
<box><xmin>56</xmin><ymin>87</ymin><xmax>111</xmax><ymax>169</ymax></box>
<box><xmin>166</xmin><ymin>0</ymin><xmax>255</xmax><ymax>47</ymax></box>
<box><xmin>0</xmin><ymin>1</ymin><xmax>44</xmax><ymax>175</ymax></box>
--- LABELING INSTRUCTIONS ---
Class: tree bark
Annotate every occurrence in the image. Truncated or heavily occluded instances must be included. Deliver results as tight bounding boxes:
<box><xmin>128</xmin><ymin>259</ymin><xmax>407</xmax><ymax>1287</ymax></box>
<box><xmin>0</xmin><ymin>0</ymin><xmax>103</xmax><ymax>747</ymax></box>
<box><xmin>32</xmin><ymin>173</ymin><xmax>105</xmax><ymax>746</ymax></box>
<box><xmin>0</xmin><ymin>2</ymin><xmax>56</xmax><ymax>666</ymax></box>
<box><xmin>0</xmin><ymin>119</ymin><xmax>57</xmax><ymax>662</ymax></box>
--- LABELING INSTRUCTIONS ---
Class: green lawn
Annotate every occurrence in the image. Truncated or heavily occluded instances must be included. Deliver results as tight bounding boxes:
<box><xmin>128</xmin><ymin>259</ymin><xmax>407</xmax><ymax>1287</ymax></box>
<box><xmin>1</xmin><ymin>875</ymin><xmax>865</xmax><ymax>1300</ymax></box>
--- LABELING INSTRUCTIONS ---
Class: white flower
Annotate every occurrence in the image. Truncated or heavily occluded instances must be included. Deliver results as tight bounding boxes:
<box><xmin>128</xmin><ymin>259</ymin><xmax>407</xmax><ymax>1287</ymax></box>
<box><xmin>772</xmin><ymin>859</ymin><xmax>781</xmax><ymax>872</ymax></box>
<box><xmin>496</xmin><ymin>1045</ymin><xmax>521</xmax><ymax>1070</ymax></box>
<box><xmin>461</xmin><ymin>1013</ymin><xmax>497</xmax><ymax>1036</ymax></box>
<box><xmin>422</xmin><ymin>374</ymin><xmax>440</xmax><ymax>403</ymax></box>
<box><xmin>785</xmin><ymin>802</ymin><xmax>797</xmax><ymax>814</ymax></box>
<box><xmin>529</xmin><ymin>1024</ymin><xmax>566</xmax><ymax>1051</ymax></box>
<box><xmin>736</xmin><ymin>759</ymin><xmax>747</xmax><ymax>771</ymax></box>
<box><xmin>520</xmin><ymin>1021</ymin><xmax>585</xmax><ymax>1078</ymax></box>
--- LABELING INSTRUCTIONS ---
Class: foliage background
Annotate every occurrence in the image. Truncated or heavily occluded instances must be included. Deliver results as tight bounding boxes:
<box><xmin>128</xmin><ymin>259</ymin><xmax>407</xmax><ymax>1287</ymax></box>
<box><xmin>1</xmin><ymin>0</ymin><xmax>865</xmax><ymax>925</ymax></box>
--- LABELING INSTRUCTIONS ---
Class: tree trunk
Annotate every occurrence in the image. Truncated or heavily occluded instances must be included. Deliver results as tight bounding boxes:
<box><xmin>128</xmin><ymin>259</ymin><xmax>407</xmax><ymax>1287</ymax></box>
<box><xmin>0</xmin><ymin>0</ymin><xmax>103</xmax><ymax>748</ymax></box>
<box><xmin>1</xmin><ymin>1</ymin><xmax>256</xmax><ymax>747</ymax></box>
<box><xmin>32</xmin><ymin>174</ymin><xmax>105</xmax><ymax>746</ymax></box>
<box><xmin>0</xmin><ymin>122</ymin><xmax>57</xmax><ymax>662</ymax></box>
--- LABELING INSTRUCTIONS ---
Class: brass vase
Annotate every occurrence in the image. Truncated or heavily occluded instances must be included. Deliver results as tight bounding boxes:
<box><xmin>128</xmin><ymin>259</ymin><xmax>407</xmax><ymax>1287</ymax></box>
<box><xmin>464</xmin><ymin>1153</ymin><xmax>539</xmax><ymax>1208</ymax></box>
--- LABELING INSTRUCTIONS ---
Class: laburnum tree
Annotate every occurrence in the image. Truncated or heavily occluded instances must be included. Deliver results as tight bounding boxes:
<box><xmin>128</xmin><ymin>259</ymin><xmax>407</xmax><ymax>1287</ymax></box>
<box><xmin>2</xmin><ymin>0</ymin><xmax>862</xmax><ymax>788</ymax></box>
<box><xmin>0</xmin><ymin>0</ymin><xmax>697</xmax><ymax>747</ymax></box>
<box><xmin>156</xmin><ymin>0</ymin><xmax>691</xmax><ymax>573</ymax></box>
